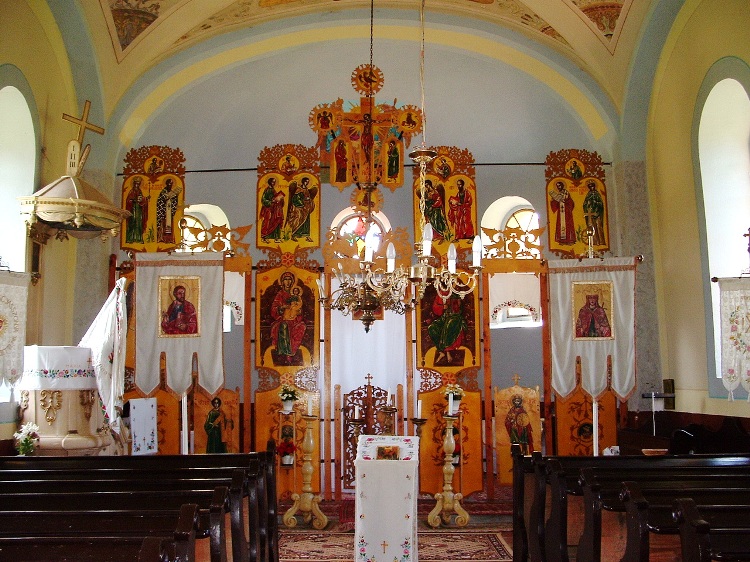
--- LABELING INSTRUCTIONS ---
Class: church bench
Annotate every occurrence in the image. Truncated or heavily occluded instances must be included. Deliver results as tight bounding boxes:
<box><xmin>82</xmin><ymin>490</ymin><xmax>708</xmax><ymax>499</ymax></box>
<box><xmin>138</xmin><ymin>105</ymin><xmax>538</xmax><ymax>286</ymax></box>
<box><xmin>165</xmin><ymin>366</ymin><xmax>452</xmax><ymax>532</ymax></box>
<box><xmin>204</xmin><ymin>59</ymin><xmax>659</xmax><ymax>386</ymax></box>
<box><xmin>672</xmin><ymin>497</ymin><xmax>750</xmax><ymax>562</ymax></box>
<box><xmin>139</xmin><ymin>536</ymin><xmax>178</xmax><ymax>562</ymax></box>
<box><xmin>579</xmin><ymin>472</ymin><xmax>750</xmax><ymax>562</ymax></box>
<box><xmin>511</xmin><ymin>443</ymin><xmax>535</xmax><ymax>562</ymax></box>
<box><xmin>616</xmin><ymin>482</ymin><xmax>750</xmax><ymax>562</ymax></box>
<box><xmin>0</xmin><ymin>467</ymin><xmax>251</xmax><ymax>562</ymax></box>
<box><xmin>0</xmin><ymin>487</ymin><xmax>229</xmax><ymax>562</ymax></box>
<box><xmin>0</xmin><ymin>502</ymin><xmax>199</xmax><ymax>562</ymax></box>
<box><xmin>0</xmin><ymin>443</ymin><xmax>278</xmax><ymax>562</ymax></box>
<box><xmin>522</xmin><ymin>453</ymin><xmax>750</xmax><ymax>562</ymax></box>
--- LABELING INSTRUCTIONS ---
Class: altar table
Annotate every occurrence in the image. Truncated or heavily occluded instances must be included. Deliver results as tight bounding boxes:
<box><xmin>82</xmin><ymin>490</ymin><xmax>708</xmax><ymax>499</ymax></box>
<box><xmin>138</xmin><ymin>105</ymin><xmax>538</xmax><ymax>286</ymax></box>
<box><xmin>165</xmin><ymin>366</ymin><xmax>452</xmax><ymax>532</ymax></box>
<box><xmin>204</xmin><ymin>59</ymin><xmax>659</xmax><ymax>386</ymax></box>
<box><xmin>355</xmin><ymin>435</ymin><xmax>419</xmax><ymax>562</ymax></box>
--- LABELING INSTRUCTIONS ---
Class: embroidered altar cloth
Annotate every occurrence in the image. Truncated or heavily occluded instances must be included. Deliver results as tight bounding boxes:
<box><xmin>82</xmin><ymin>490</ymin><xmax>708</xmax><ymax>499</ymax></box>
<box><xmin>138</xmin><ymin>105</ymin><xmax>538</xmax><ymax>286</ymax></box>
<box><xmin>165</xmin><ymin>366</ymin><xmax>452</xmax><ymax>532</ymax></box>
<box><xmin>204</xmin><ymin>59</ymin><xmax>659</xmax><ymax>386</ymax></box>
<box><xmin>355</xmin><ymin>435</ymin><xmax>419</xmax><ymax>562</ymax></box>
<box><xmin>19</xmin><ymin>345</ymin><xmax>97</xmax><ymax>390</ymax></box>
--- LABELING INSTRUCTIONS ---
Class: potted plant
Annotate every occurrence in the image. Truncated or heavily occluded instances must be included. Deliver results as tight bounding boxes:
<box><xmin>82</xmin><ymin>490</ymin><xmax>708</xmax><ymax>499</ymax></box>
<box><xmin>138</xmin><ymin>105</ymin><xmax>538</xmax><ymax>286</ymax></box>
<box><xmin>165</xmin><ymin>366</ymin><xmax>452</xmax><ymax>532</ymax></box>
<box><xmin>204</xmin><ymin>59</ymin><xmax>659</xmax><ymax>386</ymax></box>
<box><xmin>277</xmin><ymin>440</ymin><xmax>297</xmax><ymax>466</ymax></box>
<box><xmin>278</xmin><ymin>384</ymin><xmax>300</xmax><ymax>414</ymax></box>
<box><xmin>13</xmin><ymin>421</ymin><xmax>39</xmax><ymax>456</ymax></box>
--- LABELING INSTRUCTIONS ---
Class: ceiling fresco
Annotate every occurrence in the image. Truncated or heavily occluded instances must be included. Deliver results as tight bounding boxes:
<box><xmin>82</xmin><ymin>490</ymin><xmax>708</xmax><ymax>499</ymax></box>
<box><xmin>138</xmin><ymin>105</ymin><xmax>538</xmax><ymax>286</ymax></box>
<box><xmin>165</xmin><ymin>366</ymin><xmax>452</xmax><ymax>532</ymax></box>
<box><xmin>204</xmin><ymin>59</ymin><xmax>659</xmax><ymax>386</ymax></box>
<box><xmin>103</xmin><ymin>0</ymin><xmax>624</xmax><ymax>60</ymax></box>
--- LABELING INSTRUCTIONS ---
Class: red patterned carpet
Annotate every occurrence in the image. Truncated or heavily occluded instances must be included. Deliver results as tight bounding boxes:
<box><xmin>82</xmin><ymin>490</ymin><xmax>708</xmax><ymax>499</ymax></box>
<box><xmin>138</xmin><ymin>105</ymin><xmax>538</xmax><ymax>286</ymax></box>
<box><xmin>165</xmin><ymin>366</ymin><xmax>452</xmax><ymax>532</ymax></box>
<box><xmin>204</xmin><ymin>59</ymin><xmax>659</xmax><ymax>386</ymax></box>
<box><xmin>279</xmin><ymin>497</ymin><xmax>513</xmax><ymax>562</ymax></box>
<box><xmin>279</xmin><ymin>530</ymin><xmax>512</xmax><ymax>562</ymax></box>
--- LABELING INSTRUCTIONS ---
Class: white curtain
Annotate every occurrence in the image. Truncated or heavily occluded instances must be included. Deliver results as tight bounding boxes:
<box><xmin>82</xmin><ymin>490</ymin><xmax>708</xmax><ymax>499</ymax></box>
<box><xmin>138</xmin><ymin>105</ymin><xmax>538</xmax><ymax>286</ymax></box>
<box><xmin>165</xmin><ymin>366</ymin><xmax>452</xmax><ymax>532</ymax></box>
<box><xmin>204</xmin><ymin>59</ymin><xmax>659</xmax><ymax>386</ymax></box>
<box><xmin>135</xmin><ymin>253</ymin><xmax>225</xmax><ymax>396</ymax></box>
<box><xmin>719</xmin><ymin>277</ymin><xmax>750</xmax><ymax>400</ymax></box>
<box><xmin>0</xmin><ymin>271</ymin><xmax>29</xmax><ymax>387</ymax></box>
<box><xmin>224</xmin><ymin>271</ymin><xmax>245</xmax><ymax>325</ymax></box>
<box><xmin>548</xmin><ymin>257</ymin><xmax>637</xmax><ymax>400</ymax></box>
<box><xmin>488</xmin><ymin>272</ymin><xmax>542</xmax><ymax>327</ymax></box>
<box><xmin>329</xmin><ymin>278</ymin><xmax>407</xmax><ymax>398</ymax></box>
<box><xmin>130</xmin><ymin>397</ymin><xmax>158</xmax><ymax>455</ymax></box>
<box><xmin>79</xmin><ymin>277</ymin><xmax>128</xmax><ymax>439</ymax></box>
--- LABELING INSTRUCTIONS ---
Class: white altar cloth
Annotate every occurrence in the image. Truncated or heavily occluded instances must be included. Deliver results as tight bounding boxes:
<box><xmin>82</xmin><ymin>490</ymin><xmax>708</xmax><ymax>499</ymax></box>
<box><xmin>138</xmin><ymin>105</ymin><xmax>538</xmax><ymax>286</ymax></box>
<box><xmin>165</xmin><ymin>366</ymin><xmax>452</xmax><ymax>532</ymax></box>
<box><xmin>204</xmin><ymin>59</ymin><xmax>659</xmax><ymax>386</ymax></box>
<box><xmin>355</xmin><ymin>435</ymin><xmax>419</xmax><ymax>562</ymax></box>
<box><xmin>18</xmin><ymin>345</ymin><xmax>97</xmax><ymax>390</ymax></box>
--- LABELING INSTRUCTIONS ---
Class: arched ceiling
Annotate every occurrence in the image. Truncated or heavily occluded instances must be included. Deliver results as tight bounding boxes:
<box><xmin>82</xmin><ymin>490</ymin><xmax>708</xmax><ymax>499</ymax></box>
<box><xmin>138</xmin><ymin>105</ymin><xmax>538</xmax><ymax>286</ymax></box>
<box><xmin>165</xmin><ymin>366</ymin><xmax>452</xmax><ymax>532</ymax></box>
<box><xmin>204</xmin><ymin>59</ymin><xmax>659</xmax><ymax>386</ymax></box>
<box><xmin>83</xmin><ymin>1</ymin><xmax>651</xmax><ymax>118</ymax></box>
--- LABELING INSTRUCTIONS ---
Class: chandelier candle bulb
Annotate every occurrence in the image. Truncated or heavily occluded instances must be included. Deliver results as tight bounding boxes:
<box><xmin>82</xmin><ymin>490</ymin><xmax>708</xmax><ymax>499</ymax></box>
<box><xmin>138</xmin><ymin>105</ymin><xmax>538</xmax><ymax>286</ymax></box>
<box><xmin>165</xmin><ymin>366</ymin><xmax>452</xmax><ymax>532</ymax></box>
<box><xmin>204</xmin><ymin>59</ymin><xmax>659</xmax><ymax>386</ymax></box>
<box><xmin>472</xmin><ymin>235</ymin><xmax>482</xmax><ymax>268</ymax></box>
<box><xmin>386</xmin><ymin>242</ymin><xmax>396</xmax><ymax>273</ymax></box>
<box><xmin>315</xmin><ymin>278</ymin><xmax>324</xmax><ymax>296</ymax></box>
<box><xmin>422</xmin><ymin>223</ymin><xmax>433</xmax><ymax>257</ymax></box>
<box><xmin>364</xmin><ymin>227</ymin><xmax>377</xmax><ymax>262</ymax></box>
<box><xmin>447</xmin><ymin>243</ymin><xmax>457</xmax><ymax>274</ymax></box>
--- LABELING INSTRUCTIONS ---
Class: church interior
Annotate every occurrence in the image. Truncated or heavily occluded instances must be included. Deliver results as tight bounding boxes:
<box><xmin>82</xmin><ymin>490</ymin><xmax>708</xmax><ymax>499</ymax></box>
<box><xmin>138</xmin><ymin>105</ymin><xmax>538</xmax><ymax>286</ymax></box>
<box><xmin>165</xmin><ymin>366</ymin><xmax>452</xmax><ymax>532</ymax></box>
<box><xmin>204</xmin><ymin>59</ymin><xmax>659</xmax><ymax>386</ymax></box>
<box><xmin>1</xmin><ymin>0</ymin><xmax>749</xmax><ymax>558</ymax></box>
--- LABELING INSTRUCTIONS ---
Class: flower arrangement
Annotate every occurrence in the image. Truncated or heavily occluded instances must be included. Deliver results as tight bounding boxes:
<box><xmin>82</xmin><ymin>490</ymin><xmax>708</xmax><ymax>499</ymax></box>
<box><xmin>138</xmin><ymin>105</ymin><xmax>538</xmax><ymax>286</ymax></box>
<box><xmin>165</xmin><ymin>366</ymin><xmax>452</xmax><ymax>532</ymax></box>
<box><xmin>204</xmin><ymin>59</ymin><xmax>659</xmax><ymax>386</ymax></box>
<box><xmin>442</xmin><ymin>383</ymin><xmax>465</xmax><ymax>399</ymax></box>
<box><xmin>278</xmin><ymin>384</ymin><xmax>300</xmax><ymax>401</ymax></box>
<box><xmin>277</xmin><ymin>440</ymin><xmax>297</xmax><ymax>456</ymax></box>
<box><xmin>14</xmin><ymin>421</ymin><xmax>40</xmax><ymax>456</ymax></box>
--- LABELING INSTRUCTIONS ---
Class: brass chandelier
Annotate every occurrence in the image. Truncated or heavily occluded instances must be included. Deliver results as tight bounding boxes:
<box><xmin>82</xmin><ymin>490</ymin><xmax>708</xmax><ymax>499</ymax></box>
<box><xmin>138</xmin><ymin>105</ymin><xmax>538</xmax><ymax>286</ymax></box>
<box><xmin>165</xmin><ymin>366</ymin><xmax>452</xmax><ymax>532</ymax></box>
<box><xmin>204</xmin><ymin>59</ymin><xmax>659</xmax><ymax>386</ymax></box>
<box><xmin>320</xmin><ymin>0</ymin><xmax>482</xmax><ymax>332</ymax></box>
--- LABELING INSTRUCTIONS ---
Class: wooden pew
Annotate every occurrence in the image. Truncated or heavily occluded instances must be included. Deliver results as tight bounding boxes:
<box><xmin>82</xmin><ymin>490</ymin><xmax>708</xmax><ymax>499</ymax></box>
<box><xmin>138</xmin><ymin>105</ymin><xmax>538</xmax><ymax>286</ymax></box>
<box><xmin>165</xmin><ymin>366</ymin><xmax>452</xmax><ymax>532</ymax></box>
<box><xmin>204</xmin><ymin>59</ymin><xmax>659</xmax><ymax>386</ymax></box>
<box><xmin>0</xmin><ymin>502</ymin><xmax>200</xmax><ymax>562</ymax></box>
<box><xmin>521</xmin><ymin>453</ymin><xmax>750</xmax><ymax>562</ymax></box>
<box><xmin>139</xmin><ymin>536</ymin><xmax>177</xmax><ymax>562</ymax></box>
<box><xmin>512</xmin><ymin>443</ymin><xmax>535</xmax><ymax>562</ymax></box>
<box><xmin>0</xmin><ymin>442</ymin><xmax>278</xmax><ymax>562</ymax></box>
<box><xmin>578</xmin><ymin>470</ymin><xmax>750</xmax><ymax>562</ymax></box>
<box><xmin>672</xmin><ymin>497</ymin><xmax>750</xmax><ymax>562</ymax></box>
<box><xmin>0</xmin><ymin>487</ymin><xmax>228</xmax><ymax>562</ymax></box>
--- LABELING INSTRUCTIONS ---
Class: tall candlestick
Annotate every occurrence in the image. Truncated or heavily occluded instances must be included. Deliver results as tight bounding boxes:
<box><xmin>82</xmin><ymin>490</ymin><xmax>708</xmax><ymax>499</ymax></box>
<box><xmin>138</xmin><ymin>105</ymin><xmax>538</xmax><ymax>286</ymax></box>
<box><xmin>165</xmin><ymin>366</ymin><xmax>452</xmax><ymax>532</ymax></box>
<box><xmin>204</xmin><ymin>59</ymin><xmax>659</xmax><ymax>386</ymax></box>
<box><xmin>354</xmin><ymin>405</ymin><xmax>360</xmax><ymax>419</ymax></box>
<box><xmin>417</xmin><ymin>399</ymin><xmax>422</xmax><ymax>418</ymax></box>
<box><xmin>386</xmin><ymin>387</ymin><xmax>391</xmax><ymax>405</ymax></box>
<box><xmin>307</xmin><ymin>398</ymin><xmax>313</xmax><ymax>416</ymax></box>
<box><xmin>448</xmin><ymin>394</ymin><xmax>454</xmax><ymax>415</ymax></box>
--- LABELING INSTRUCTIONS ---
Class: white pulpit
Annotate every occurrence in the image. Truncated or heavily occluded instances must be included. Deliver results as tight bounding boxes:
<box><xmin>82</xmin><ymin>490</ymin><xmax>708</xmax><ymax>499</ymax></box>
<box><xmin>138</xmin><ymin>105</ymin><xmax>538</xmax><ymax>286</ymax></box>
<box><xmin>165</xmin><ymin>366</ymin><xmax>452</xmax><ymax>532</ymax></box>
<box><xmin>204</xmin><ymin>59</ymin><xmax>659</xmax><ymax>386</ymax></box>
<box><xmin>355</xmin><ymin>435</ymin><xmax>419</xmax><ymax>562</ymax></box>
<box><xmin>17</xmin><ymin>345</ymin><xmax>110</xmax><ymax>455</ymax></box>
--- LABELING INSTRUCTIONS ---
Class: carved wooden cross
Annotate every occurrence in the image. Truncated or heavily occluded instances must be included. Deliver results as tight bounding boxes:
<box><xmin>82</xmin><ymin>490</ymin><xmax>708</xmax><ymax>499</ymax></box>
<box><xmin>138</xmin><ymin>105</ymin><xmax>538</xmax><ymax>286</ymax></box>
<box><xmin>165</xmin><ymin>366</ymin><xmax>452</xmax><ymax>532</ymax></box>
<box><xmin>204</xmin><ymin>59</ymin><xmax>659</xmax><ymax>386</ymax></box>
<box><xmin>381</xmin><ymin>540</ymin><xmax>389</xmax><ymax>553</ymax></box>
<box><xmin>340</xmin><ymin>96</ymin><xmax>397</xmax><ymax>183</ymax></box>
<box><xmin>365</xmin><ymin>373</ymin><xmax>373</xmax><ymax>385</ymax></box>
<box><xmin>62</xmin><ymin>100</ymin><xmax>105</xmax><ymax>145</ymax></box>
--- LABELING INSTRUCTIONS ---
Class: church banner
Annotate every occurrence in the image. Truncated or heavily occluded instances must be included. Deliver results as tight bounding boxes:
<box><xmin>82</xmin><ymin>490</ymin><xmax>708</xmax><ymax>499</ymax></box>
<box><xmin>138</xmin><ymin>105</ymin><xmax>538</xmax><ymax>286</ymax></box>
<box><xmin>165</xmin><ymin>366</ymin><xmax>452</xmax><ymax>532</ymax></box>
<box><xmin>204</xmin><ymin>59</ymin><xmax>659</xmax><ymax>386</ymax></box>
<box><xmin>548</xmin><ymin>257</ymin><xmax>637</xmax><ymax>400</ymax></box>
<box><xmin>719</xmin><ymin>277</ymin><xmax>750</xmax><ymax>400</ymax></box>
<box><xmin>135</xmin><ymin>253</ymin><xmax>224</xmax><ymax>396</ymax></box>
<box><xmin>0</xmin><ymin>271</ymin><xmax>29</xmax><ymax>387</ymax></box>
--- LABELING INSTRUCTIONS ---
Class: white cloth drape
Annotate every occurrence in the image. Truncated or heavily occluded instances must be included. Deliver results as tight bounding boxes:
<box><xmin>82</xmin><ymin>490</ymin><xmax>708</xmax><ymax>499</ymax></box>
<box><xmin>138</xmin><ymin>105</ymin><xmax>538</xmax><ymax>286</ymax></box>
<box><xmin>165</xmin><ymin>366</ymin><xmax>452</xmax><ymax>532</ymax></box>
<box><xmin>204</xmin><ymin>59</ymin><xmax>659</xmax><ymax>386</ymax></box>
<box><xmin>130</xmin><ymin>397</ymin><xmax>158</xmax><ymax>455</ymax></box>
<box><xmin>549</xmin><ymin>257</ymin><xmax>637</xmax><ymax>400</ymax></box>
<box><xmin>0</xmin><ymin>271</ymin><xmax>30</xmax><ymax>387</ymax></box>
<box><xmin>224</xmin><ymin>271</ymin><xmax>245</xmax><ymax>325</ymax></box>
<box><xmin>136</xmin><ymin>253</ymin><xmax>225</xmax><ymax>396</ymax></box>
<box><xmin>79</xmin><ymin>277</ymin><xmax>128</xmax><ymax>437</ymax></box>
<box><xmin>355</xmin><ymin>435</ymin><xmax>419</xmax><ymax>562</ymax></box>
<box><xmin>488</xmin><ymin>272</ymin><xmax>542</xmax><ymax>326</ymax></box>
<box><xmin>19</xmin><ymin>345</ymin><xmax>97</xmax><ymax>390</ymax></box>
<box><xmin>718</xmin><ymin>278</ymin><xmax>750</xmax><ymax>400</ymax></box>
<box><xmin>330</xmin><ymin>278</ymin><xmax>406</xmax><ymax>397</ymax></box>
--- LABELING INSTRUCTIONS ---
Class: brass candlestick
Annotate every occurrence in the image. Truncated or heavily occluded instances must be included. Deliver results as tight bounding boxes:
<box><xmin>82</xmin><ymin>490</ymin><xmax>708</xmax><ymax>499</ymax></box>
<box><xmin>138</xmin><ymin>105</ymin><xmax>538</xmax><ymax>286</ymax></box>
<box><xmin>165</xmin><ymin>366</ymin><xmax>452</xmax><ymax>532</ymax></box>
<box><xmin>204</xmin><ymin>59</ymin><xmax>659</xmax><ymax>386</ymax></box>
<box><xmin>350</xmin><ymin>417</ymin><xmax>365</xmax><ymax>446</ymax></box>
<box><xmin>283</xmin><ymin>414</ymin><xmax>328</xmax><ymax>529</ymax></box>
<box><xmin>411</xmin><ymin>417</ymin><xmax>427</xmax><ymax>438</ymax></box>
<box><xmin>427</xmin><ymin>413</ymin><xmax>469</xmax><ymax>528</ymax></box>
<box><xmin>380</xmin><ymin>405</ymin><xmax>398</xmax><ymax>435</ymax></box>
